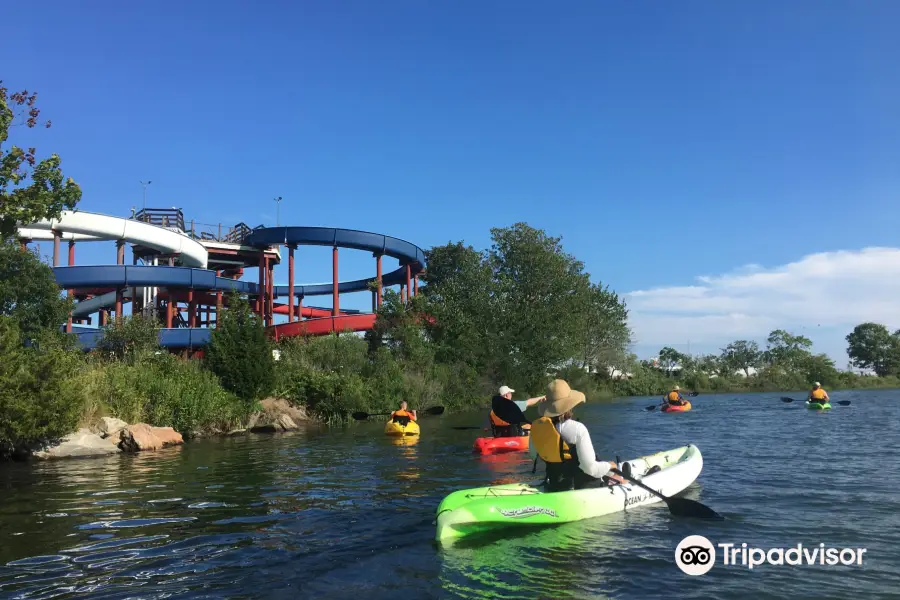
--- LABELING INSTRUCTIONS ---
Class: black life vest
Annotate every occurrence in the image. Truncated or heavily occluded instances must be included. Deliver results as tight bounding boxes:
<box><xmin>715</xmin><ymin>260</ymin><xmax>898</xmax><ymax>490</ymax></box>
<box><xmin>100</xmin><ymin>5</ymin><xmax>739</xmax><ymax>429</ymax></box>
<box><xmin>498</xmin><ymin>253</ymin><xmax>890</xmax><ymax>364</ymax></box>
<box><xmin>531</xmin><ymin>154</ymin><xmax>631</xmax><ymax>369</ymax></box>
<box><xmin>490</xmin><ymin>395</ymin><xmax>529</xmax><ymax>426</ymax></box>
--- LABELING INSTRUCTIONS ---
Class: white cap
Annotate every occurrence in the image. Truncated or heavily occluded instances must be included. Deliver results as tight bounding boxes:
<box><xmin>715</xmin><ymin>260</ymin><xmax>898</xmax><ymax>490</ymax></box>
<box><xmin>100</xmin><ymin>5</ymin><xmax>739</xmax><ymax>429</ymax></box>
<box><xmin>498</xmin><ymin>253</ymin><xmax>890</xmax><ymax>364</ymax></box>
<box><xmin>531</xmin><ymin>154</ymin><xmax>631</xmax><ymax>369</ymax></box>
<box><xmin>498</xmin><ymin>385</ymin><xmax>515</xmax><ymax>396</ymax></box>
<box><xmin>814</xmin><ymin>382</ymin><xmax>821</xmax><ymax>387</ymax></box>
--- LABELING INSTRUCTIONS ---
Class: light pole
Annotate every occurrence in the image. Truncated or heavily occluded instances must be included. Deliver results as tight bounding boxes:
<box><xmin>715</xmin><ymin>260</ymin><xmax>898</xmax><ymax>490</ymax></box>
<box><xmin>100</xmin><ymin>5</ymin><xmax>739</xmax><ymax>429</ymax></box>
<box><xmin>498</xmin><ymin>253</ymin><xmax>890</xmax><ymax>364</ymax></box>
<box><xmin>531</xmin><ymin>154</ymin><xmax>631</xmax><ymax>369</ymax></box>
<box><xmin>274</xmin><ymin>196</ymin><xmax>282</xmax><ymax>226</ymax></box>
<box><xmin>140</xmin><ymin>180</ymin><xmax>152</xmax><ymax>210</ymax></box>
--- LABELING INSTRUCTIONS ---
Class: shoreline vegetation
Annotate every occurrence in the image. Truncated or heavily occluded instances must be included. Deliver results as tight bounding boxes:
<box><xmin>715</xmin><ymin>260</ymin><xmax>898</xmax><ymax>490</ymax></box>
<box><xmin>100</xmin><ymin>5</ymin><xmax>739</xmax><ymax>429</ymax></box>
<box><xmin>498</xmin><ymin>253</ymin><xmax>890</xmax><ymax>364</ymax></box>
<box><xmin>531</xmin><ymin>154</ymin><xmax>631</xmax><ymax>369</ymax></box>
<box><xmin>3</xmin><ymin>82</ymin><xmax>899</xmax><ymax>461</ymax></box>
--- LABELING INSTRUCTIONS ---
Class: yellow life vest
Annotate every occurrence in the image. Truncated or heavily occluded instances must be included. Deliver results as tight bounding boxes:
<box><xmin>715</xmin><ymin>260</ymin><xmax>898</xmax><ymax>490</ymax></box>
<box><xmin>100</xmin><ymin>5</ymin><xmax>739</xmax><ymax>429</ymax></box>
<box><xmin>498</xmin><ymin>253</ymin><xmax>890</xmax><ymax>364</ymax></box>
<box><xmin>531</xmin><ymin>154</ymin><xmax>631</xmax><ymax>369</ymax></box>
<box><xmin>667</xmin><ymin>391</ymin><xmax>681</xmax><ymax>402</ymax></box>
<box><xmin>811</xmin><ymin>389</ymin><xmax>826</xmax><ymax>400</ymax></box>
<box><xmin>531</xmin><ymin>416</ymin><xmax>573</xmax><ymax>463</ymax></box>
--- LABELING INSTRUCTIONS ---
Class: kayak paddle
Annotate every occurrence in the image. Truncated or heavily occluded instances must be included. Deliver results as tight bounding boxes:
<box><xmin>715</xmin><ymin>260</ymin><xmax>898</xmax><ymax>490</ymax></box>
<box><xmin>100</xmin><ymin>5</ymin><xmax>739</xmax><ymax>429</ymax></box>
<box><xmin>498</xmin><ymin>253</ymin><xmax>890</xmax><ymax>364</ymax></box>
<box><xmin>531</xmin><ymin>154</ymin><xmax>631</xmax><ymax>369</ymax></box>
<box><xmin>351</xmin><ymin>406</ymin><xmax>445</xmax><ymax>420</ymax></box>
<box><xmin>610</xmin><ymin>467</ymin><xmax>723</xmax><ymax>519</ymax></box>
<box><xmin>780</xmin><ymin>397</ymin><xmax>850</xmax><ymax>406</ymax></box>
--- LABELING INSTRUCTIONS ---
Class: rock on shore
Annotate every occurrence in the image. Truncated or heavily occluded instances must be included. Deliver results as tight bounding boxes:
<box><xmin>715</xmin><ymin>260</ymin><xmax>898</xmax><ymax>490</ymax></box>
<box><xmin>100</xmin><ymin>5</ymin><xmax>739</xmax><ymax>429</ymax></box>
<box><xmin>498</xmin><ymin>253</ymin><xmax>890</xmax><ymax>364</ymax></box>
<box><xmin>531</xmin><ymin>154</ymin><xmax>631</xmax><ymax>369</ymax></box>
<box><xmin>33</xmin><ymin>428</ymin><xmax>121</xmax><ymax>460</ymax></box>
<box><xmin>119</xmin><ymin>424</ymin><xmax>184</xmax><ymax>452</ymax></box>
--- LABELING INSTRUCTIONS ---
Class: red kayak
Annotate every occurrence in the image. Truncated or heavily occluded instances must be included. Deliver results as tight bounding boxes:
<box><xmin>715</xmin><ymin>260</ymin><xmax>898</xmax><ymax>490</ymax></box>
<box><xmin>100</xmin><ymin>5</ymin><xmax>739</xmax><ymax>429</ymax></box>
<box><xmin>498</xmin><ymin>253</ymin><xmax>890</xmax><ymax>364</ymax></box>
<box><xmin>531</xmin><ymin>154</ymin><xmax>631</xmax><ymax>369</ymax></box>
<box><xmin>473</xmin><ymin>436</ymin><xmax>530</xmax><ymax>455</ymax></box>
<box><xmin>661</xmin><ymin>400</ymin><xmax>692</xmax><ymax>412</ymax></box>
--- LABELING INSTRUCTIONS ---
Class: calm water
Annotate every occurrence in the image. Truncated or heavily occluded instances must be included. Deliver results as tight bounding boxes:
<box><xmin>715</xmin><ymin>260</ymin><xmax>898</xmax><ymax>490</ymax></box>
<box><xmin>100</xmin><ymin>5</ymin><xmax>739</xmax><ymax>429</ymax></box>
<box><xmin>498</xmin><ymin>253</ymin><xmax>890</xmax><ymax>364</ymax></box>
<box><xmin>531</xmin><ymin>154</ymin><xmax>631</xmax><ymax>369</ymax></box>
<box><xmin>2</xmin><ymin>390</ymin><xmax>900</xmax><ymax>599</ymax></box>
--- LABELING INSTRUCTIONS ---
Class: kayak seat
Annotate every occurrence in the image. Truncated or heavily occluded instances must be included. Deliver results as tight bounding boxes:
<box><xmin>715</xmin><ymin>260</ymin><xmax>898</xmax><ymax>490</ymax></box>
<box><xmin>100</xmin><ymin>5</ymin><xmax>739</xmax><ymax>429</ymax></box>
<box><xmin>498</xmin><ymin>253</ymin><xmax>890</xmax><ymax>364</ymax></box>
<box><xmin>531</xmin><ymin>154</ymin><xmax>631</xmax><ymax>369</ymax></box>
<box><xmin>646</xmin><ymin>465</ymin><xmax>661</xmax><ymax>475</ymax></box>
<box><xmin>392</xmin><ymin>415</ymin><xmax>411</xmax><ymax>426</ymax></box>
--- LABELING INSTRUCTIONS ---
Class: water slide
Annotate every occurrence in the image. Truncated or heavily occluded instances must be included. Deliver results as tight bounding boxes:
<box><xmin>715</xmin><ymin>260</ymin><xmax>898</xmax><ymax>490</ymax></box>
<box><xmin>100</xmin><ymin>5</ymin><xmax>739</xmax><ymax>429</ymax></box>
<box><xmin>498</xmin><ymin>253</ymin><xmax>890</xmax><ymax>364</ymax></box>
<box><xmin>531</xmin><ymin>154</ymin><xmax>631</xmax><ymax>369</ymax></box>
<box><xmin>19</xmin><ymin>210</ymin><xmax>208</xmax><ymax>317</ymax></box>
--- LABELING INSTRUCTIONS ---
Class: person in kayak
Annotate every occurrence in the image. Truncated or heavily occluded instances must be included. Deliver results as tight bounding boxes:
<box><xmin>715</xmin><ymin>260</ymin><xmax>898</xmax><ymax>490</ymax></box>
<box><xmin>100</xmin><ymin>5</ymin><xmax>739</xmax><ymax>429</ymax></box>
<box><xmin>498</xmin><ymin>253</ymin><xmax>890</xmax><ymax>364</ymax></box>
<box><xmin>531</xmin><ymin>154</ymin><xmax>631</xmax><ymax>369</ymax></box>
<box><xmin>529</xmin><ymin>379</ymin><xmax>625</xmax><ymax>491</ymax></box>
<box><xmin>664</xmin><ymin>386</ymin><xmax>688</xmax><ymax>406</ymax></box>
<box><xmin>488</xmin><ymin>385</ymin><xmax>545</xmax><ymax>437</ymax></box>
<box><xmin>807</xmin><ymin>382</ymin><xmax>830</xmax><ymax>404</ymax></box>
<box><xmin>390</xmin><ymin>401</ymin><xmax>417</xmax><ymax>425</ymax></box>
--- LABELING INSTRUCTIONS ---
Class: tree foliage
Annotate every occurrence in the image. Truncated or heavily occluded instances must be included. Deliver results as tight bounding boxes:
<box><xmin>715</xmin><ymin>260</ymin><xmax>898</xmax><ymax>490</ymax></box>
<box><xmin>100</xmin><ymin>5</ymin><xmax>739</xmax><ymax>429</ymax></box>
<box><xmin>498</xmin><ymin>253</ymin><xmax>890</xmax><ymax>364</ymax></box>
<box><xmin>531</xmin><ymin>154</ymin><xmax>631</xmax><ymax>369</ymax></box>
<box><xmin>97</xmin><ymin>313</ymin><xmax>161</xmax><ymax>363</ymax></box>
<box><xmin>0</xmin><ymin>239</ymin><xmax>71</xmax><ymax>339</ymax></box>
<box><xmin>0</xmin><ymin>82</ymin><xmax>81</xmax><ymax>239</ymax></box>
<box><xmin>205</xmin><ymin>292</ymin><xmax>274</xmax><ymax>403</ymax></box>
<box><xmin>0</xmin><ymin>318</ymin><xmax>84</xmax><ymax>458</ymax></box>
<box><xmin>720</xmin><ymin>340</ymin><xmax>762</xmax><ymax>377</ymax></box>
<box><xmin>845</xmin><ymin>323</ymin><xmax>900</xmax><ymax>377</ymax></box>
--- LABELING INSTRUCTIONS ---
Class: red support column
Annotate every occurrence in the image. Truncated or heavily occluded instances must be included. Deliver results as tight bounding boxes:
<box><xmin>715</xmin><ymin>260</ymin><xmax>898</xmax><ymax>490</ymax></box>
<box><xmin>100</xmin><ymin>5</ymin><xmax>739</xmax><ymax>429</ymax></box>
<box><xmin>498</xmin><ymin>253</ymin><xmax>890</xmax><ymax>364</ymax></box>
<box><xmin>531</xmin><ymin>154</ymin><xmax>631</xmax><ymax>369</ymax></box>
<box><xmin>215</xmin><ymin>269</ymin><xmax>223</xmax><ymax>327</ymax></box>
<box><xmin>405</xmin><ymin>264</ymin><xmax>411</xmax><ymax>303</ymax></box>
<box><xmin>188</xmin><ymin>289</ymin><xmax>196</xmax><ymax>328</ymax></box>
<box><xmin>19</xmin><ymin>239</ymin><xmax>29</xmax><ymax>252</ymax></box>
<box><xmin>66</xmin><ymin>240</ymin><xmax>75</xmax><ymax>333</ymax></box>
<box><xmin>332</xmin><ymin>246</ymin><xmax>339</xmax><ymax>316</ymax></box>
<box><xmin>52</xmin><ymin>231</ymin><xmax>61</xmax><ymax>266</ymax></box>
<box><xmin>298</xmin><ymin>295</ymin><xmax>303</xmax><ymax>319</ymax></box>
<box><xmin>166</xmin><ymin>298</ymin><xmax>173</xmax><ymax>328</ymax></box>
<box><xmin>115</xmin><ymin>291</ymin><xmax>123</xmax><ymax>321</ymax></box>
<box><xmin>116</xmin><ymin>240</ymin><xmax>125</xmax><ymax>265</ymax></box>
<box><xmin>376</xmin><ymin>254</ymin><xmax>383</xmax><ymax>307</ymax></box>
<box><xmin>288</xmin><ymin>245</ymin><xmax>295</xmax><ymax>322</ymax></box>
<box><xmin>267</xmin><ymin>257</ymin><xmax>274</xmax><ymax>327</ymax></box>
<box><xmin>100</xmin><ymin>309</ymin><xmax>108</xmax><ymax>327</ymax></box>
<box><xmin>414</xmin><ymin>275</ymin><xmax>419</xmax><ymax>296</ymax></box>
<box><xmin>257</xmin><ymin>251</ymin><xmax>265</xmax><ymax>317</ymax></box>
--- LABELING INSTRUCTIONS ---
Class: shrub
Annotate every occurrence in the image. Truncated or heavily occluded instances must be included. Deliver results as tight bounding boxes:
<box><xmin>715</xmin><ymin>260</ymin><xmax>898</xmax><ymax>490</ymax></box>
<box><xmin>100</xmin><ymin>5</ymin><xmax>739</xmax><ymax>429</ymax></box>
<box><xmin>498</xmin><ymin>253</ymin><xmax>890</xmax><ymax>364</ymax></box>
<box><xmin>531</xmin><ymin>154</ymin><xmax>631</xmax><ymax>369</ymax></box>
<box><xmin>0</xmin><ymin>318</ymin><xmax>84</xmax><ymax>458</ymax></box>
<box><xmin>204</xmin><ymin>292</ymin><xmax>274</xmax><ymax>403</ymax></box>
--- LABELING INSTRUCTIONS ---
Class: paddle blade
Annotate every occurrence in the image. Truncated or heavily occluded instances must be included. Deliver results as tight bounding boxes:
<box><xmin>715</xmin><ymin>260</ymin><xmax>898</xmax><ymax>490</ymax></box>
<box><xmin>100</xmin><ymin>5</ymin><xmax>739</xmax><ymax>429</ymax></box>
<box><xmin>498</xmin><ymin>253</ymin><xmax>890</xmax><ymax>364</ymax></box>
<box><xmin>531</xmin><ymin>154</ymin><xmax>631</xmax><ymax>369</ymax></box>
<box><xmin>351</xmin><ymin>411</ymin><xmax>369</xmax><ymax>420</ymax></box>
<box><xmin>425</xmin><ymin>406</ymin><xmax>445</xmax><ymax>415</ymax></box>
<box><xmin>780</xmin><ymin>397</ymin><xmax>794</xmax><ymax>403</ymax></box>
<box><xmin>688</xmin><ymin>391</ymin><xmax>699</xmax><ymax>397</ymax></box>
<box><xmin>665</xmin><ymin>497</ymin><xmax>724</xmax><ymax>520</ymax></box>
<box><xmin>837</xmin><ymin>400</ymin><xmax>851</xmax><ymax>406</ymax></box>
<box><xmin>645</xmin><ymin>405</ymin><xmax>657</xmax><ymax>411</ymax></box>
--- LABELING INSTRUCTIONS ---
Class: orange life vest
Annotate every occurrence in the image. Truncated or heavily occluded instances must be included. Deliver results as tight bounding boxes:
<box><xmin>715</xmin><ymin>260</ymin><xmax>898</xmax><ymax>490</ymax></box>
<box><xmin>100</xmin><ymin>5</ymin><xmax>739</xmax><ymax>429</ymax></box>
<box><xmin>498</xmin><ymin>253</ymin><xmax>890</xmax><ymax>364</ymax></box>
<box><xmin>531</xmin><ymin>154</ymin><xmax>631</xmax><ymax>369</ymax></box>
<box><xmin>667</xmin><ymin>391</ymin><xmax>682</xmax><ymax>402</ymax></box>
<box><xmin>489</xmin><ymin>410</ymin><xmax>511</xmax><ymax>427</ymax></box>
<box><xmin>391</xmin><ymin>409</ymin><xmax>416</xmax><ymax>420</ymax></box>
<box><xmin>810</xmin><ymin>389</ymin><xmax>826</xmax><ymax>400</ymax></box>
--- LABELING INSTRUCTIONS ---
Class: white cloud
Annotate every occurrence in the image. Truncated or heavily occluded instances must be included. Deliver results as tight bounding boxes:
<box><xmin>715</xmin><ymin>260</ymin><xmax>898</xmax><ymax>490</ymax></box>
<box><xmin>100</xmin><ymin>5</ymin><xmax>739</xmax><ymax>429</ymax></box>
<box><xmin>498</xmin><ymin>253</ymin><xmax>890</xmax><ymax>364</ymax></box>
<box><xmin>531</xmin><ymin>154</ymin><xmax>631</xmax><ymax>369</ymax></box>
<box><xmin>624</xmin><ymin>247</ymin><xmax>900</xmax><ymax>357</ymax></box>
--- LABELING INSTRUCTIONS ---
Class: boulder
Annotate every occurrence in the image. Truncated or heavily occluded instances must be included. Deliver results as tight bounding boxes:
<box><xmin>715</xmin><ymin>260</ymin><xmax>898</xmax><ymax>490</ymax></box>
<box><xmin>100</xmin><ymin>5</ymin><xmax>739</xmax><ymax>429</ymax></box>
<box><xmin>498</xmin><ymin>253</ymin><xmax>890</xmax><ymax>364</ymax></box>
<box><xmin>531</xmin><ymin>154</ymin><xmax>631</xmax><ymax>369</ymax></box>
<box><xmin>33</xmin><ymin>429</ymin><xmax>121</xmax><ymax>460</ymax></box>
<box><xmin>119</xmin><ymin>423</ymin><xmax>184</xmax><ymax>452</ymax></box>
<box><xmin>248</xmin><ymin>398</ymin><xmax>306</xmax><ymax>433</ymax></box>
<box><xmin>99</xmin><ymin>417</ymin><xmax>129</xmax><ymax>439</ymax></box>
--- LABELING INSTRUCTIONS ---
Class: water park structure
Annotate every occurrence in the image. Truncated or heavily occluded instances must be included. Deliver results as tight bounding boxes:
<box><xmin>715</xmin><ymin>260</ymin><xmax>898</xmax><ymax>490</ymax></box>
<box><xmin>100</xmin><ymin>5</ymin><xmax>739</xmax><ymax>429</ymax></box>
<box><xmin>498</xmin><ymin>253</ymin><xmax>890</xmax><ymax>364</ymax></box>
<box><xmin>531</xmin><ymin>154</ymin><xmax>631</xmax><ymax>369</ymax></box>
<box><xmin>16</xmin><ymin>207</ymin><xmax>426</xmax><ymax>352</ymax></box>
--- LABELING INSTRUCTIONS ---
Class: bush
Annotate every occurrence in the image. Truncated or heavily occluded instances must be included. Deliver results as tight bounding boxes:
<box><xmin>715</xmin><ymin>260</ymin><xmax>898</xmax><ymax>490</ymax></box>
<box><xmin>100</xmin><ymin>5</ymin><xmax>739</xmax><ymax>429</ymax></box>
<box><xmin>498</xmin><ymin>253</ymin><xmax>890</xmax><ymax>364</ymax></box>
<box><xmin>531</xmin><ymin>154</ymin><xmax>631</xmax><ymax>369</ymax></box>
<box><xmin>0</xmin><ymin>318</ymin><xmax>84</xmax><ymax>458</ymax></box>
<box><xmin>96</xmin><ymin>313</ymin><xmax>160</xmax><ymax>363</ymax></box>
<box><xmin>204</xmin><ymin>292</ymin><xmax>274</xmax><ymax>403</ymax></box>
<box><xmin>80</xmin><ymin>353</ymin><xmax>250</xmax><ymax>435</ymax></box>
<box><xmin>0</xmin><ymin>240</ymin><xmax>72</xmax><ymax>340</ymax></box>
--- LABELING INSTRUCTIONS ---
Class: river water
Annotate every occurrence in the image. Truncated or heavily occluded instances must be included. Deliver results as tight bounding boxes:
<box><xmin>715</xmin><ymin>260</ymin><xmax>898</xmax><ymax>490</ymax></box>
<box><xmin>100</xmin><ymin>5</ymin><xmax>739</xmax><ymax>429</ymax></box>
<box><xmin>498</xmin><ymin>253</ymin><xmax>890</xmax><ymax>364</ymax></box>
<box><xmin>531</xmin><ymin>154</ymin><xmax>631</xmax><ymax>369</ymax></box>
<box><xmin>2</xmin><ymin>389</ymin><xmax>899</xmax><ymax>599</ymax></box>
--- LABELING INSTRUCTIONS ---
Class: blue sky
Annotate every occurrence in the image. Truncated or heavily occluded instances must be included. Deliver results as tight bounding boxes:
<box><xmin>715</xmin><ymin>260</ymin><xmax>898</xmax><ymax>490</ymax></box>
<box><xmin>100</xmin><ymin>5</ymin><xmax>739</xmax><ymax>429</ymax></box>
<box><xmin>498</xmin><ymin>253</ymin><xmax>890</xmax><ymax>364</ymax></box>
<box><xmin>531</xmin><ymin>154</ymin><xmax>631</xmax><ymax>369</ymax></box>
<box><xmin>6</xmin><ymin>1</ymin><xmax>900</xmax><ymax>364</ymax></box>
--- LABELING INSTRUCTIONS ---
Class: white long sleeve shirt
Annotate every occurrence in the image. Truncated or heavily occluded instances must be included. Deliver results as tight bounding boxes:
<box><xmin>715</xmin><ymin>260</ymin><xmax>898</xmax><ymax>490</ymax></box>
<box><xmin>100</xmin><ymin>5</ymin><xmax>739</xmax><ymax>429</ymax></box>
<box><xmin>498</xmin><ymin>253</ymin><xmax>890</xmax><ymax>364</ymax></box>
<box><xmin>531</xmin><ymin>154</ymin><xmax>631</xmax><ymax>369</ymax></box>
<box><xmin>529</xmin><ymin>419</ymin><xmax>612</xmax><ymax>479</ymax></box>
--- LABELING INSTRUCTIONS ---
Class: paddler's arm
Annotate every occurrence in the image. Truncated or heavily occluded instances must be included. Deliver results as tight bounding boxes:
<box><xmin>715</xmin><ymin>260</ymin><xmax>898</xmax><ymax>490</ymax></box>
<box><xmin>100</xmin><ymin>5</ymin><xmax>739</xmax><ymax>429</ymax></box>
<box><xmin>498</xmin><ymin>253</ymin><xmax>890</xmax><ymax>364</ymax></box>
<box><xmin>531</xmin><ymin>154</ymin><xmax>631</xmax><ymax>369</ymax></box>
<box><xmin>523</xmin><ymin>395</ymin><xmax>546</xmax><ymax>408</ymax></box>
<box><xmin>568</xmin><ymin>422</ymin><xmax>613</xmax><ymax>480</ymax></box>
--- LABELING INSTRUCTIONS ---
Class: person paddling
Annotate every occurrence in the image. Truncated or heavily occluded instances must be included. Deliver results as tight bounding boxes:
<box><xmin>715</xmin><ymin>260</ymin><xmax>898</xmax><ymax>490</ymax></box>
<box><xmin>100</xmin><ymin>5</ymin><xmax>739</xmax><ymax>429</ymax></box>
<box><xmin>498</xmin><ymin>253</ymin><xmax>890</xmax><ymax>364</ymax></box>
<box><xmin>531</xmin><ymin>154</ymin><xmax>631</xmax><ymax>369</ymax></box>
<box><xmin>529</xmin><ymin>379</ymin><xmax>625</xmax><ymax>491</ymax></box>
<box><xmin>390</xmin><ymin>401</ymin><xmax>417</xmax><ymax>424</ymax></box>
<box><xmin>807</xmin><ymin>382</ymin><xmax>830</xmax><ymax>404</ymax></box>
<box><xmin>664</xmin><ymin>386</ymin><xmax>687</xmax><ymax>407</ymax></box>
<box><xmin>488</xmin><ymin>385</ymin><xmax>544</xmax><ymax>437</ymax></box>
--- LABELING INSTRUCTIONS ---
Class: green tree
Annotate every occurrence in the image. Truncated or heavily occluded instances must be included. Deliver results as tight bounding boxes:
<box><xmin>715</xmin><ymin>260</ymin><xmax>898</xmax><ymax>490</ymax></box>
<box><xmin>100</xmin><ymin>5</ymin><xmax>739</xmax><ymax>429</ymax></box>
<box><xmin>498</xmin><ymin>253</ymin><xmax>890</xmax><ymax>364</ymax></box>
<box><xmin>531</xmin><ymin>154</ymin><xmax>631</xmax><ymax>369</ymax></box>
<box><xmin>488</xmin><ymin>223</ymin><xmax>593</xmax><ymax>392</ymax></box>
<box><xmin>764</xmin><ymin>329</ymin><xmax>813</xmax><ymax>371</ymax></box>
<box><xmin>0</xmin><ymin>317</ymin><xmax>84</xmax><ymax>458</ymax></box>
<box><xmin>845</xmin><ymin>322</ymin><xmax>900</xmax><ymax>377</ymax></box>
<box><xmin>1</xmin><ymin>82</ymin><xmax>81</xmax><ymax>239</ymax></box>
<box><xmin>578</xmin><ymin>284</ymin><xmax>631</xmax><ymax>375</ymax></box>
<box><xmin>205</xmin><ymin>291</ymin><xmax>274</xmax><ymax>402</ymax></box>
<box><xmin>799</xmin><ymin>352</ymin><xmax>839</xmax><ymax>387</ymax></box>
<box><xmin>97</xmin><ymin>313</ymin><xmax>161</xmax><ymax>363</ymax></box>
<box><xmin>0</xmin><ymin>239</ymin><xmax>71</xmax><ymax>339</ymax></box>
<box><xmin>419</xmin><ymin>241</ymin><xmax>495</xmax><ymax>370</ymax></box>
<box><xmin>720</xmin><ymin>340</ymin><xmax>761</xmax><ymax>377</ymax></box>
<box><xmin>657</xmin><ymin>346</ymin><xmax>686</xmax><ymax>377</ymax></box>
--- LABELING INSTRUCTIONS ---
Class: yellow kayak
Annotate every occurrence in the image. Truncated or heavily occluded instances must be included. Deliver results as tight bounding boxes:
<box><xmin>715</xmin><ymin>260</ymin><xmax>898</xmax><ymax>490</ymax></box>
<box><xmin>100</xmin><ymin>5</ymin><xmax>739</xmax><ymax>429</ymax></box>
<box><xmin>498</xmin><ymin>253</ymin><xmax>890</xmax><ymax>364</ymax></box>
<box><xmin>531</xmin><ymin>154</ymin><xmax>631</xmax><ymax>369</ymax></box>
<box><xmin>384</xmin><ymin>418</ymin><xmax>420</xmax><ymax>436</ymax></box>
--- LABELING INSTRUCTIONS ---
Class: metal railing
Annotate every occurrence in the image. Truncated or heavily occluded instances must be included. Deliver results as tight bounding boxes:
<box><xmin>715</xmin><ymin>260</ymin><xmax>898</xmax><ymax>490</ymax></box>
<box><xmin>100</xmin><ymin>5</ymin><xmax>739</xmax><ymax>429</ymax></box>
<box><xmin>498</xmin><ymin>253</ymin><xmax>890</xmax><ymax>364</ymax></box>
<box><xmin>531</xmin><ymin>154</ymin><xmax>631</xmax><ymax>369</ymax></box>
<box><xmin>131</xmin><ymin>208</ymin><xmax>262</xmax><ymax>245</ymax></box>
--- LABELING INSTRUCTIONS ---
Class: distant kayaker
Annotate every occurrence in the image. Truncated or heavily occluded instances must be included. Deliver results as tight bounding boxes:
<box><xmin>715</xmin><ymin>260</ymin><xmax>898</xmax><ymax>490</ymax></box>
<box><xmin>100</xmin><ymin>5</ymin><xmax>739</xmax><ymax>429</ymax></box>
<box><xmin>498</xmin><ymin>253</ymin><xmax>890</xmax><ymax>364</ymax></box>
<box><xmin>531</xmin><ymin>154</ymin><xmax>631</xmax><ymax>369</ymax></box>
<box><xmin>529</xmin><ymin>379</ymin><xmax>625</xmax><ymax>491</ymax></box>
<box><xmin>391</xmin><ymin>401</ymin><xmax>417</xmax><ymax>422</ymax></box>
<box><xmin>807</xmin><ymin>382</ymin><xmax>830</xmax><ymax>404</ymax></box>
<box><xmin>665</xmin><ymin>386</ymin><xmax>687</xmax><ymax>406</ymax></box>
<box><xmin>488</xmin><ymin>385</ymin><xmax>545</xmax><ymax>437</ymax></box>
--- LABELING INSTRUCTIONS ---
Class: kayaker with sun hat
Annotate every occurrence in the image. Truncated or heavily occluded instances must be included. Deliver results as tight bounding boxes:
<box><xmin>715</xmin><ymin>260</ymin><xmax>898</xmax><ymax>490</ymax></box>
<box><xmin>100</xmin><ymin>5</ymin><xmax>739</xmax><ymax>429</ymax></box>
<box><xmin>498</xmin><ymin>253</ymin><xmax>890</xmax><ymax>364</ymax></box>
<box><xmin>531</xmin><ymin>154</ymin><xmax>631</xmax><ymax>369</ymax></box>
<box><xmin>487</xmin><ymin>385</ymin><xmax>544</xmax><ymax>437</ymax></box>
<box><xmin>529</xmin><ymin>379</ymin><xmax>625</xmax><ymax>491</ymax></box>
<box><xmin>665</xmin><ymin>385</ymin><xmax>687</xmax><ymax>406</ymax></box>
<box><xmin>807</xmin><ymin>382</ymin><xmax>830</xmax><ymax>404</ymax></box>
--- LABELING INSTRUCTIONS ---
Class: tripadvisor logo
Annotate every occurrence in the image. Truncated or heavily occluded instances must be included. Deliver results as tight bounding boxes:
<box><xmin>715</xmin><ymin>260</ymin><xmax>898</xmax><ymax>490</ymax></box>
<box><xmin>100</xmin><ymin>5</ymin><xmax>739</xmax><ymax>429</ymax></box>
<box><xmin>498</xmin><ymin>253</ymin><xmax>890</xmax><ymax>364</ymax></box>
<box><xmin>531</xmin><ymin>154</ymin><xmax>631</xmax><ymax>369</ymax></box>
<box><xmin>675</xmin><ymin>536</ymin><xmax>868</xmax><ymax>575</ymax></box>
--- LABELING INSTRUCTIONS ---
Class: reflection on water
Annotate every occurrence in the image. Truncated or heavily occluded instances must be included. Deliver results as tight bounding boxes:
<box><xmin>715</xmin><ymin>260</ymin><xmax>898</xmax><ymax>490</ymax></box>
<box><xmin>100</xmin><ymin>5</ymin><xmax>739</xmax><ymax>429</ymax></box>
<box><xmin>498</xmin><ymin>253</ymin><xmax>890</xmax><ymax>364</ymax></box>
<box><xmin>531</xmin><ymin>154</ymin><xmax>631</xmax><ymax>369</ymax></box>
<box><xmin>2</xmin><ymin>390</ymin><xmax>900</xmax><ymax>599</ymax></box>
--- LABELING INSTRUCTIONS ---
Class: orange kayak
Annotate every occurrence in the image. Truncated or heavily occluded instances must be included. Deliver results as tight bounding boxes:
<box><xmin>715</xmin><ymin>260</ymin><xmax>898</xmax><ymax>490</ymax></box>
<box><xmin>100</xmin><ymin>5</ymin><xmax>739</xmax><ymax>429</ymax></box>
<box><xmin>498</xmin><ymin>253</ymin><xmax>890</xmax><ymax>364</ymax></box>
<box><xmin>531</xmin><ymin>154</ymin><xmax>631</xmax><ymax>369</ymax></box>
<box><xmin>473</xmin><ymin>436</ymin><xmax>529</xmax><ymax>455</ymax></box>
<box><xmin>661</xmin><ymin>401</ymin><xmax>692</xmax><ymax>412</ymax></box>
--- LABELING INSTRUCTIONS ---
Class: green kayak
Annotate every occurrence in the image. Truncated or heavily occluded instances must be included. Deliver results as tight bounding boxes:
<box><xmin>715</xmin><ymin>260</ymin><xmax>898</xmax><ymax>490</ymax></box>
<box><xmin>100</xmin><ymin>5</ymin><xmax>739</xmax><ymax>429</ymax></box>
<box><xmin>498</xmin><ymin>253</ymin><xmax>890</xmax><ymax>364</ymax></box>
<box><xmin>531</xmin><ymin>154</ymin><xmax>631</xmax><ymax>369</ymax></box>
<box><xmin>807</xmin><ymin>402</ymin><xmax>832</xmax><ymax>410</ymax></box>
<box><xmin>434</xmin><ymin>444</ymin><xmax>703</xmax><ymax>544</ymax></box>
